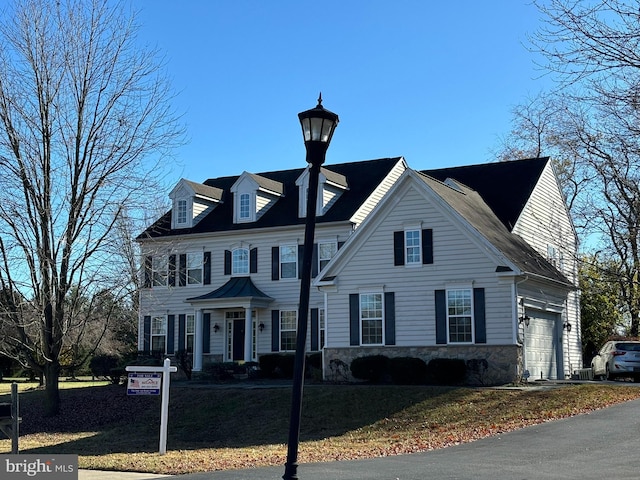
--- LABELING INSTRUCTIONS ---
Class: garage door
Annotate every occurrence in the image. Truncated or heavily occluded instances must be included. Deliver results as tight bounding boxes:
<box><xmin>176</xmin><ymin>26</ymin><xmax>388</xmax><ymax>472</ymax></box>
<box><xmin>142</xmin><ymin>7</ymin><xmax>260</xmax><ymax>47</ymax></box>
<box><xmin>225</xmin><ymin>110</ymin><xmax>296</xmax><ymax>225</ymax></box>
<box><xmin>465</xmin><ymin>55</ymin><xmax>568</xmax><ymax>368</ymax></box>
<box><xmin>524</xmin><ymin>309</ymin><xmax>562</xmax><ymax>380</ymax></box>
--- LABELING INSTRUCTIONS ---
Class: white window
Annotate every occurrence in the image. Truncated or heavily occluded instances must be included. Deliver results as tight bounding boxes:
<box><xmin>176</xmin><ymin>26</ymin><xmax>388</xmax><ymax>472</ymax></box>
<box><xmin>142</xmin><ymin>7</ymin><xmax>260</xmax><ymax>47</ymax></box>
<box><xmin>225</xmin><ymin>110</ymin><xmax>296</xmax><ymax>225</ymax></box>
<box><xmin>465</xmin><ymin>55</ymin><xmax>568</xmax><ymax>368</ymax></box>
<box><xmin>176</xmin><ymin>199</ymin><xmax>188</xmax><ymax>225</ymax></box>
<box><xmin>239</xmin><ymin>193</ymin><xmax>251</xmax><ymax>220</ymax></box>
<box><xmin>185</xmin><ymin>314</ymin><xmax>195</xmax><ymax>353</ymax></box>
<box><xmin>280</xmin><ymin>310</ymin><xmax>297</xmax><ymax>351</ymax></box>
<box><xmin>152</xmin><ymin>255</ymin><xmax>168</xmax><ymax>287</ymax></box>
<box><xmin>232</xmin><ymin>248</ymin><xmax>249</xmax><ymax>275</ymax></box>
<box><xmin>405</xmin><ymin>229</ymin><xmax>421</xmax><ymax>264</ymax></box>
<box><xmin>360</xmin><ymin>293</ymin><xmax>383</xmax><ymax>345</ymax></box>
<box><xmin>151</xmin><ymin>316</ymin><xmax>167</xmax><ymax>353</ymax></box>
<box><xmin>186</xmin><ymin>252</ymin><xmax>203</xmax><ymax>285</ymax></box>
<box><xmin>318</xmin><ymin>241</ymin><xmax>337</xmax><ymax>272</ymax></box>
<box><xmin>447</xmin><ymin>289</ymin><xmax>473</xmax><ymax>343</ymax></box>
<box><xmin>280</xmin><ymin>245</ymin><xmax>297</xmax><ymax>279</ymax></box>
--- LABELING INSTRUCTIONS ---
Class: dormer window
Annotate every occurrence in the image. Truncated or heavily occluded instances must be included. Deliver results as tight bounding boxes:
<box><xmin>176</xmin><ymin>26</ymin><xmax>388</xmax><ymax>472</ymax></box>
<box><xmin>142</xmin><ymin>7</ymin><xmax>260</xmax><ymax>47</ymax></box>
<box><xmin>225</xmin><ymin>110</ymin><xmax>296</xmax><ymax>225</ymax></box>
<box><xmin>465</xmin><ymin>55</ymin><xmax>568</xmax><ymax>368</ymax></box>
<box><xmin>239</xmin><ymin>193</ymin><xmax>251</xmax><ymax>221</ymax></box>
<box><xmin>231</xmin><ymin>172</ymin><xmax>284</xmax><ymax>224</ymax></box>
<box><xmin>169</xmin><ymin>179</ymin><xmax>223</xmax><ymax>230</ymax></box>
<box><xmin>176</xmin><ymin>199</ymin><xmax>188</xmax><ymax>225</ymax></box>
<box><xmin>296</xmin><ymin>166</ymin><xmax>348</xmax><ymax>218</ymax></box>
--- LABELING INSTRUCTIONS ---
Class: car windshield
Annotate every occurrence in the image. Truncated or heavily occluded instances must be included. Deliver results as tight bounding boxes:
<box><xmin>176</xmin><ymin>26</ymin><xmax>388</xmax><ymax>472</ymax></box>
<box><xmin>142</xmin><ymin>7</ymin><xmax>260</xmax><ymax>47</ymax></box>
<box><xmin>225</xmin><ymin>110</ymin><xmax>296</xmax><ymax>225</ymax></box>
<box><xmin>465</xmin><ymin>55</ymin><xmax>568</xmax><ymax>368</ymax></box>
<box><xmin>615</xmin><ymin>343</ymin><xmax>640</xmax><ymax>351</ymax></box>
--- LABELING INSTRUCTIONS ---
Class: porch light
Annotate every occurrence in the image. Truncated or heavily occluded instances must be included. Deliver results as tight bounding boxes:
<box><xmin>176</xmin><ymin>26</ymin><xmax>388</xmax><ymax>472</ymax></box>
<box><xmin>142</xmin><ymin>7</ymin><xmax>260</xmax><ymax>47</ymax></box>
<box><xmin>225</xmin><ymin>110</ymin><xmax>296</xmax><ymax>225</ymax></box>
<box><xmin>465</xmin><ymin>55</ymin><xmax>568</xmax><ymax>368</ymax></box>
<box><xmin>519</xmin><ymin>315</ymin><xmax>530</xmax><ymax>327</ymax></box>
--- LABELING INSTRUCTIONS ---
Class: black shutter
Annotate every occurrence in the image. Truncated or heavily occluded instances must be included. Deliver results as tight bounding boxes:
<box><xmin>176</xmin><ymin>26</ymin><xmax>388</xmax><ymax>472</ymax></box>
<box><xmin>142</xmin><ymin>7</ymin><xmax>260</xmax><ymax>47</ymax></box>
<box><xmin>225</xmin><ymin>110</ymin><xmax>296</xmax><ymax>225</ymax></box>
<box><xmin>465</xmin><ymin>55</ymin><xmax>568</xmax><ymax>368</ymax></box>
<box><xmin>271</xmin><ymin>247</ymin><xmax>279</xmax><ymax>280</ymax></box>
<box><xmin>178</xmin><ymin>254</ymin><xmax>186</xmax><ymax>286</ymax></box>
<box><xmin>143</xmin><ymin>256</ymin><xmax>152</xmax><ymax>288</ymax></box>
<box><xmin>349</xmin><ymin>293</ymin><xmax>360</xmax><ymax>346</ymax></box>
<box><xmin>310</xmin><ymin>308</ymin><xmax>319</xmax><ymax>351</ymax></box>
<box><xmin>169</xmin><ymin>255</ymin><xmax>177</xmax><ymax>287</ymax></box>
<box><xmin>143</xmin><ymin>315</ymin><xmax>151</xmax><ymax>353</ymax></box>
<box><xmin>271</xmin><ymin>310</ymin><xmax>280</xmax><ymax>352</ymax></box>
<box><xmin>422</xmin><ymin>229</ymin><xmax>433</xmax><ymax>264</ymax></box>
<box><xmin>311</xmin><ymin>244</ymin><xmax>318</xmax><ymax>278</ymax></box>
<box><xmin>178</xmin><ymin>314</ymin><xmax>186</xmax><ymax>352</ymax></box>
<box><xmin>393</xmin><ymin>231</ymin><xmax>404</xmax><ymax>266</ymax></box>
<box><xmin>202</xmin><ymin>313</ymin><xmax>211</xmax><ymax>354</ymax></box>
<box><xmin>435</xmin><ymin>289</ymin><xmax>447</xmax><ymax>344</ymax></box>
<box><xmin>250</xmin><ymin>248</ymin><xmax>258</xmax><ymax>273</ymax></box>
<box><xmin>474</xmin><ymin>288</ymin><xmax>486</xmax><ymax>344</ymax></box>
<box><xmin>167</xmin><ymin>314</ymin><xmax>175</xmax><ymax>354</ymax></box>
<box><xmin>224</xmin><ymin>250</ymin><xmax>232</xmax><ymax>275</ymax></box>
<box><xmin>384</xmin><ymin>292</ymin><xmax>396</xmax><ymax>345</ymax></box>
<box><xmin>298</xmin><ymin>244</ymin><xmax>304</xmax><ymax>279</ymax></box>
<box><xmin>203</xmin><ymin>251</ymin><xmax>212</xmax><ymax>285</ymax></box>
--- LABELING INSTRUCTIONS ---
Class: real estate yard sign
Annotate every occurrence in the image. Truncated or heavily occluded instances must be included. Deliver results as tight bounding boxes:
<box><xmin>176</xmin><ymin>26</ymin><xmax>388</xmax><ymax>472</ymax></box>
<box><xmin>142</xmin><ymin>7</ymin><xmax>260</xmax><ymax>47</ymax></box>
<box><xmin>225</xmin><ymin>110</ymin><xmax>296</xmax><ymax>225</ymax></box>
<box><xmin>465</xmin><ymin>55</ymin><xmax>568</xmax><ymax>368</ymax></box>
<box><xmin>126</xmin><ymin>358</ymin><xmax>177</xmax><ymax>454</ymax></box>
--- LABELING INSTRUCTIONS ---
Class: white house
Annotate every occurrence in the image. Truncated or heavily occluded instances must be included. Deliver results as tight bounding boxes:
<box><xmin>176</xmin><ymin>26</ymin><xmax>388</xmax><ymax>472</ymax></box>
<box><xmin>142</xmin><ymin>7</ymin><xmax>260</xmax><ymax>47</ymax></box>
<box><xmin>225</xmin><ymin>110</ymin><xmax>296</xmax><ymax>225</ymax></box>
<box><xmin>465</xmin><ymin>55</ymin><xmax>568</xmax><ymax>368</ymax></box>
<box><xmin>137</xmin><ymin>156</ymin><xmax>580</xmax><ymax>383</ymax></box>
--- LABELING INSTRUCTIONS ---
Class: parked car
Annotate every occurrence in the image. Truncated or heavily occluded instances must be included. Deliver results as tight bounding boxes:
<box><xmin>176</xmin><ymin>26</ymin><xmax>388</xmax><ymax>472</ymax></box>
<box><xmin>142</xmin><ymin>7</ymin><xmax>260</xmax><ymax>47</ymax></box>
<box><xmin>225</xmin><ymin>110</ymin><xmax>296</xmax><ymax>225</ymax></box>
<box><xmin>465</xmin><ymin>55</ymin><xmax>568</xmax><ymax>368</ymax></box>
<box><xmin>591</xmin><ymin>340</ymin><xmax>640</xmax><ymax>381</ymax></box>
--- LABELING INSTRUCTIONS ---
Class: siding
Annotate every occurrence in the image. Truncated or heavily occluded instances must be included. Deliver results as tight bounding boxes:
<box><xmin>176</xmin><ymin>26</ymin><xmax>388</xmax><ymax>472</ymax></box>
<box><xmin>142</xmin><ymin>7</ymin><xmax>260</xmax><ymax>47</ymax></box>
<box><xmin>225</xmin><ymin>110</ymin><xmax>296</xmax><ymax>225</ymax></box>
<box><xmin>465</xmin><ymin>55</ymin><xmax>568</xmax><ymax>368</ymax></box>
<box><xmin>325</xmin><ymin>185</ymin><xmax>515</xmax><ymax>349</ymax></box>
<box><xmin>139</xmin><ymin>223</ymin><xmax>353</xmax><ymax>357</ymax></box>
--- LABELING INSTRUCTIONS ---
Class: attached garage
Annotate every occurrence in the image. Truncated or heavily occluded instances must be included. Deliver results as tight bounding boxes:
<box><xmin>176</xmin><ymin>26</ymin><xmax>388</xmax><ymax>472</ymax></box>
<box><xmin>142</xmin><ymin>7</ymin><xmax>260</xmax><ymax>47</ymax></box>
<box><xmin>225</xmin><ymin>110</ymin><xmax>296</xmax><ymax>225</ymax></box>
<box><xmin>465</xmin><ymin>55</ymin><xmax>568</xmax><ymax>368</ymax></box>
<box><xmin>523</xmin><ymin>309</ymin><xmax>563</xmax><ymax>380</ymax></box>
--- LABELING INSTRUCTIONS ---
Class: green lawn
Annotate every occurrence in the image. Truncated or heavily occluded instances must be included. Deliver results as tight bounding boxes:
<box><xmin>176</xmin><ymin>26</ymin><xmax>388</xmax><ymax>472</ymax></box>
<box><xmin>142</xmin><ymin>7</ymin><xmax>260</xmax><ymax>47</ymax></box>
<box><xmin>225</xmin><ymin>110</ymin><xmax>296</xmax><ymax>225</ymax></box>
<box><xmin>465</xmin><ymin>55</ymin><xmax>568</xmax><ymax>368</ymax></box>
<box><xmin>1</xmin><ymin>381</ymin><xmax>639</xmax><ymax>475</ymax></box>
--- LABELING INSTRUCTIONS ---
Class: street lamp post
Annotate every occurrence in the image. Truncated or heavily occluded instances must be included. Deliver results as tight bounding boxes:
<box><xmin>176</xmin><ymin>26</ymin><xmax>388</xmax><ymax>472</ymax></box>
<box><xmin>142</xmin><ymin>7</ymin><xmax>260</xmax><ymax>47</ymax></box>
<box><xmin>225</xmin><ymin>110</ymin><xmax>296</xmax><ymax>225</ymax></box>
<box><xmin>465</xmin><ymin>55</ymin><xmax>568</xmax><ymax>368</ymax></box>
<box><xmin>283</xmin><ymin>94</ymin><xmax>339</xmax><ymax>480</ymax></box>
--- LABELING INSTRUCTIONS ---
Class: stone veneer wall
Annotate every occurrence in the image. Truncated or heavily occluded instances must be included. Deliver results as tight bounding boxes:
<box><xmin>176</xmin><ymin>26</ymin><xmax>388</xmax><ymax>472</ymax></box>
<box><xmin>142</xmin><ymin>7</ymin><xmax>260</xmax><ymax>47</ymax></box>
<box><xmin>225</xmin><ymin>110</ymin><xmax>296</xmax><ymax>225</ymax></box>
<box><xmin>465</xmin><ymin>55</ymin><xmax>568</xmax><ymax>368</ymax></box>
<box><xmin>323</xmin><ymin>345</ymin><xmax>523</xmax><ymax>385</ymax></box>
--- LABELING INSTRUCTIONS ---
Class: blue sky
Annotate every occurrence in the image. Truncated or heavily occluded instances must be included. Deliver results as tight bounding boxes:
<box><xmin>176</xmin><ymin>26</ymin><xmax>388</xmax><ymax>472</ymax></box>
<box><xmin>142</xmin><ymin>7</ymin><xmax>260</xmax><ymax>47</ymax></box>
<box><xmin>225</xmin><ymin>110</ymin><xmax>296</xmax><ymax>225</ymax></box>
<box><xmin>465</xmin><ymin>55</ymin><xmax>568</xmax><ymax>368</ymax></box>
<box><xmin>135</xmin><ymin>1</ymin><xmax>550</xmax><ymax>183</ymax></box>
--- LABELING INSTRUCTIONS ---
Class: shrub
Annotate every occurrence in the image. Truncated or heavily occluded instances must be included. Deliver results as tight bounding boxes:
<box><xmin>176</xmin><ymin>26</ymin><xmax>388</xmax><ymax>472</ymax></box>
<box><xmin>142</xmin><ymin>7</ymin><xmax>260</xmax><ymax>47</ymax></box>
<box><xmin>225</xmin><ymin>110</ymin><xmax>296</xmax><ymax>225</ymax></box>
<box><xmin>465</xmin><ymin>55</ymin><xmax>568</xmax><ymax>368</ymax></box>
<box><xmin>466</xmin><ymin>358</ymin><xmax>489</xmax><ymax>385</ymax></box>
<box><xmin>427</xmin><ymin>358</ymin><xmax>467</xmax><ymax>385</ymax></box>
<box><xmin>389</xmin><ymin>357</ymin><xmax>428</xmax><ymax>384</ymax></box>
<box><xmin>350</xmin><ymin>355</ymin><xmax>390</xmax><ymax>383</ymax></box>
<box><xmin>258</xmin><ymin>353</ymin><xmax>295</xmax><ymax>378</ymax></box>
<box><xmin>89</xmin><ymin>354</ymin><xmax>122</xmax><ymax>384</ymax></box>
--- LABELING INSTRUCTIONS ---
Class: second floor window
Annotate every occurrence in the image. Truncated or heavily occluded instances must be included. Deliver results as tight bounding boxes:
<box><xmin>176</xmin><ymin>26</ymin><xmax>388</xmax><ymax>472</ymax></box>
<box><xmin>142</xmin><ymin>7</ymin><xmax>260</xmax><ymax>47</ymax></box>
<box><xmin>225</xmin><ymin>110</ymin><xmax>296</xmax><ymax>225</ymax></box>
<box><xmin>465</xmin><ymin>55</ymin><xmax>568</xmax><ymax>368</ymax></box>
<box><xmin>186</xmin><ymin>253</ymin><xmax>203</xmax><ymax>284</ymax></box>
<box><xmin>233</xmin><ymin>248</ymin><xmax>249</xmax><ymax>275</ymax></box>
<box><xmin>280</xmin><ymin>245</ymin><xmax>297</xmax><ymax>279</ymax></box>
<box><xmin>152</xmin><ymin>255</ymin><xmax>168</xmax><ymax>287</ymax></box>
<box><xmin>405</xmin><ymin>229</ymin><xmax>421</xmax><ymax>264</ymax></box>
<box><xmin>318</xmin><ymin>241</ymin><xmax>337</xmax><ymax>271</ymax></box>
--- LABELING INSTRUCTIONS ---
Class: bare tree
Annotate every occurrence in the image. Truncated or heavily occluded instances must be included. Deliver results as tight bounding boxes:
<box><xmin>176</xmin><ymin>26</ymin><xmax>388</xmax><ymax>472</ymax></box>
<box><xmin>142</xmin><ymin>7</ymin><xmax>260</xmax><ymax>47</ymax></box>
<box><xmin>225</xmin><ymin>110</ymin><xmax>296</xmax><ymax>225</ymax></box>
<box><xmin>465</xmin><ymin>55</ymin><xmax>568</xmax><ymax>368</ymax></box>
<box><xmin>496</xmin><ymin>0</ymin><xmax>640</xmax><ymax>335</ymax></box>
<box><xmin>0</xmin><ymin>0</ymin><xmax>182</xmax><ymax>415</ymax></box>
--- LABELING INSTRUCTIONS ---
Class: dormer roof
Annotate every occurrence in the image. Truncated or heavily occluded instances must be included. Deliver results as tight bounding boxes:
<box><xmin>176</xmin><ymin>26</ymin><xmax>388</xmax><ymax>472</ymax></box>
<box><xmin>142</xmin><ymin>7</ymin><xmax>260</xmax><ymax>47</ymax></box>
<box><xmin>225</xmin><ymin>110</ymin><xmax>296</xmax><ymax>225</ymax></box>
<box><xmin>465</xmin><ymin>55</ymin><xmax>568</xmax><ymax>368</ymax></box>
<box><xmin>138</xmin><ymin>157</ymin><xmax>404</xmax><ymax>239</ymax></box>
<box><xmin>170</xmin><ymin>179</ymin><xmax>224</xmax><ymax>203</ymax></box>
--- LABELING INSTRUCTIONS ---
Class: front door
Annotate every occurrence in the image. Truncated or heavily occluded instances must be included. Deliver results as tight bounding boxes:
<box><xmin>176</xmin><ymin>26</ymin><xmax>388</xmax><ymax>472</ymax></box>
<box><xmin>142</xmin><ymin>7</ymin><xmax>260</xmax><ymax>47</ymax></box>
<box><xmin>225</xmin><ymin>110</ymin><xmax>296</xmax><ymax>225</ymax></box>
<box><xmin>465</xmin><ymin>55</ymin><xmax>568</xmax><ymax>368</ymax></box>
<box><xmin>232</xmin><ymin>319</ymin><xmax>245</xmax><ymax>361</ymax></box>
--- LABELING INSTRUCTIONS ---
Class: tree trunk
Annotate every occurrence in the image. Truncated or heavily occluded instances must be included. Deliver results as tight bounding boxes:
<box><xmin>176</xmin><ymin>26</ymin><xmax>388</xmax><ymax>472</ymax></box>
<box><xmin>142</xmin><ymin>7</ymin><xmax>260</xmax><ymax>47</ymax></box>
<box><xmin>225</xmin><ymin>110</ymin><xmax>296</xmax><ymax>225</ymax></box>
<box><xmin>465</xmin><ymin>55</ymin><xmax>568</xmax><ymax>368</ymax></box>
<box><xmin>43</xmin><ymin>361</ymin><xmax>61</xmax><ymax>417</ymax></box>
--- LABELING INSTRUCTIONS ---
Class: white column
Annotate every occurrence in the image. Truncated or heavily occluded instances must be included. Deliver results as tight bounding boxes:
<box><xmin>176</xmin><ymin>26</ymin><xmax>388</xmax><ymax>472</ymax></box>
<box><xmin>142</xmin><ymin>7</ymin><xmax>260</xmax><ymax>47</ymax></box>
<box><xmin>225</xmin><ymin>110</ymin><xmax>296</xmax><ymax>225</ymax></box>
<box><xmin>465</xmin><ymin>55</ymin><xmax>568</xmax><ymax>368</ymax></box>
<box><xmin>244</xmin><ymin>307</ymin><xmax>253</xmax><ymax>362</ymax></box>
<box><xmin>194</xmin><ymin>309</ymin><xmax>203</xmax><ymax>372</ymax></box>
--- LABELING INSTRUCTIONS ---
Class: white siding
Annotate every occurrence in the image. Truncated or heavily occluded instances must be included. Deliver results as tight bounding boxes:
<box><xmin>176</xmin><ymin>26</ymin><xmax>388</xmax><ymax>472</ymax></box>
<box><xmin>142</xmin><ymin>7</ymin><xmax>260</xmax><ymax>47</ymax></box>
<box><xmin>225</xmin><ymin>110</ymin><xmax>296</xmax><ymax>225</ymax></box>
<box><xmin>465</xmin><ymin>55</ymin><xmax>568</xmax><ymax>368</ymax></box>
<box><xmin>326</xmin><ymin>185</ymin><xmax>515</xmax><ymax>348</ymax></box>
<box><xmin>139</xmin><ymin>223</ymin><xmax>353</xmax><ymax>358</ymax></box>
<box><xmin>512</xmin><ymin>160</ymin><xmax>581</xmax><ymax>373</ymax></box>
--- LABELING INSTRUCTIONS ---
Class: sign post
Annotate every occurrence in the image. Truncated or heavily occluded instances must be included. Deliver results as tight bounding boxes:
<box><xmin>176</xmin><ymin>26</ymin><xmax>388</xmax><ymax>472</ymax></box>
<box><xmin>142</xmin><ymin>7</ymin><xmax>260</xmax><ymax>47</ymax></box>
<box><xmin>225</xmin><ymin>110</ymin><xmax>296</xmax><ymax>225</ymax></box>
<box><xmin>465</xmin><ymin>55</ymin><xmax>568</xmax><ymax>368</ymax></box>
<box><xmin>126</xmin><ymin>358</ymin><xmax>177</xmax><ymax>454</ymax></box>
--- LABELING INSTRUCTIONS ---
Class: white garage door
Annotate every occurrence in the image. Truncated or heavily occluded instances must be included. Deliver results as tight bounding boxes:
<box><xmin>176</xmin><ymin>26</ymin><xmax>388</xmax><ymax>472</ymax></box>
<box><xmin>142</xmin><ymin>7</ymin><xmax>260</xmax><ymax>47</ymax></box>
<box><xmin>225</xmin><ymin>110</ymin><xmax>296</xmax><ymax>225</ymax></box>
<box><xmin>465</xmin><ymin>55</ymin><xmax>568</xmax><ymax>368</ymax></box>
<box><xmin>524</xmin><ymin>309</ymin><xmax>562</xmax><ymax>380</ymax></box>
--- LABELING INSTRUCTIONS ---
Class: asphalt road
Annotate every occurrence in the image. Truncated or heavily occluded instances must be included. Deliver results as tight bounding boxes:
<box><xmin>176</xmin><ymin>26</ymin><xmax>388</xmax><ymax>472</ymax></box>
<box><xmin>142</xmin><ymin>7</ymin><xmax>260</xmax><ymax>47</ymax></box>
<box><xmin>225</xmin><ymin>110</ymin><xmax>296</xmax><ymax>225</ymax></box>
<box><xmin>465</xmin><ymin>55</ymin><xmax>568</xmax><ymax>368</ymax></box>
<box><xmin>164</xmin><ymin>395</ymin><xmax>640</xmax><ymax>480</ymax></box>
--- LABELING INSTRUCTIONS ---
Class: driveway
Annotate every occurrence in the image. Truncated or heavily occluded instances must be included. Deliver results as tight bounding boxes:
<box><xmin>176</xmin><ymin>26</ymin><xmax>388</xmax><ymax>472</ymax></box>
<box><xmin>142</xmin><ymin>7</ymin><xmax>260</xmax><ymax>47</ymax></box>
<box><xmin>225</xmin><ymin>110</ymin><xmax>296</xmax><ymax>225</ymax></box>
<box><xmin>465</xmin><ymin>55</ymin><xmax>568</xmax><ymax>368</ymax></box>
<box><xmin>168</xmin><ymin>394</ymin><xmax>640</xmax><ymax>480</ymax></box>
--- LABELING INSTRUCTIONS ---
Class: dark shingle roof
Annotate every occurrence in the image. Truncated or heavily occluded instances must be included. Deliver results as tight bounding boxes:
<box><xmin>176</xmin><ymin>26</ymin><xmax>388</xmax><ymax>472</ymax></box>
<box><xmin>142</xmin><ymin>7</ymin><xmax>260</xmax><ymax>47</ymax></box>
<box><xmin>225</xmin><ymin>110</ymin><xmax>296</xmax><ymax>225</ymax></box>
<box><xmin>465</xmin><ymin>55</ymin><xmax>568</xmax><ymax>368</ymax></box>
<box><xmin>423</xmin><ymin>157</ymin><xmax>548</xmax><ymax>231</ymax></box>
<box><xmin>416</xmin><ymin>167</ymin><xmax>571</xmax><ymax>286</ymax></box>
<box><xmin>139</xmin><ymin>157</ymin><xmax>402</xmax><ymax>239</ymax></box>
<box><xmin>186</xmin><ymin>277</ymin><xmax>273</xmax><ymax>302</ymax></box>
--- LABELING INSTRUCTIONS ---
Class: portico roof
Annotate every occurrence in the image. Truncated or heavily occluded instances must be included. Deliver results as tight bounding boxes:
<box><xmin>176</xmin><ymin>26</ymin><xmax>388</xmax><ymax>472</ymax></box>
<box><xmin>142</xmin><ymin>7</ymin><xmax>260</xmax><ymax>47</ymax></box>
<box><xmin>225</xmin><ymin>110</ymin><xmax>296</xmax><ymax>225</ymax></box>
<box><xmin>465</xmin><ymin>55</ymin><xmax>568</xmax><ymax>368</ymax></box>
<box><xmin>186</xmin><ymin>277</ymin><xmax>274</xmax><ymax>309</ymax></box>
